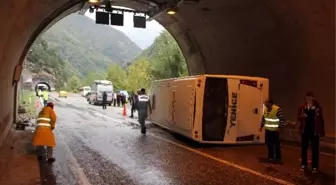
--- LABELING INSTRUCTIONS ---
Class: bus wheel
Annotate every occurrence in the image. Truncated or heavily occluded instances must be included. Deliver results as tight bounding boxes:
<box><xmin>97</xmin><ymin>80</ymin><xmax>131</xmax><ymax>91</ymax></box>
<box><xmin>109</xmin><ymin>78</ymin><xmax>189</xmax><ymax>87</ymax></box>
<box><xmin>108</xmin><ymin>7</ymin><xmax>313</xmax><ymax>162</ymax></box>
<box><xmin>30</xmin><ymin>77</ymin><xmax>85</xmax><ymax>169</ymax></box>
<box><xmin>109</xmin><ymin>103</ymin><xmax>111</xmax><ymax>106</ymax></box>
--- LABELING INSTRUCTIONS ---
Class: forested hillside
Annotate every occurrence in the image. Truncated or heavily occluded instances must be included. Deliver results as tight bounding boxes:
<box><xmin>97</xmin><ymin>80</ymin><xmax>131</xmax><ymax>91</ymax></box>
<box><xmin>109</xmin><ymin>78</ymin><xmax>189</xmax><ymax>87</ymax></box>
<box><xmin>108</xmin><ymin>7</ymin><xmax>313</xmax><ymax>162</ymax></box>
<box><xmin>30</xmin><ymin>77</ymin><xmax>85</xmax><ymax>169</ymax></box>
<box><xmin>96</xmin><ymin>30</ymin><xmax>188</xmax><ymax>92</ymax></box>
<box><xmin>26</xmin><ymin>13</ymin><xmax>187</xmax><ymax>92</ymax></box>
<box><xmin>41</xmin><ymin>13</ymin><xmax>142</xmax><ymax>76</ymax></box>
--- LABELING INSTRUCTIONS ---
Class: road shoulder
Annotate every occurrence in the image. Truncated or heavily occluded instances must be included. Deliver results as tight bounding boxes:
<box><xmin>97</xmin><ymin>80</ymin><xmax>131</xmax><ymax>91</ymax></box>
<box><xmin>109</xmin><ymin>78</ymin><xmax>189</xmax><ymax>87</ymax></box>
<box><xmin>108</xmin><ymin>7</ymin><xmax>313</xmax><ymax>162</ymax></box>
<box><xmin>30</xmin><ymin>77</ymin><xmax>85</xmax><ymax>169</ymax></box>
<box><xmin>0</xmin><ymin>127</ymin><xmax>40</xmax><ymax>185</ymax></box>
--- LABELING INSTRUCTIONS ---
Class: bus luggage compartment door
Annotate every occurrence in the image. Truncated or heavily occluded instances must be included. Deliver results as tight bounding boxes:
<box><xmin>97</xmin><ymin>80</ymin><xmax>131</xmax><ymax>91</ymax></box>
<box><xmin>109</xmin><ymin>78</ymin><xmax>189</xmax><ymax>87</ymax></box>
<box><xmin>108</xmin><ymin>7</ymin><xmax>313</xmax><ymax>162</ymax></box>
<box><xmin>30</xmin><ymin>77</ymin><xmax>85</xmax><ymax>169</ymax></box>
<box><xmin>237</xmin><ymin>84</ymin><xmax>262</xmax><ymax>142</ymax></box>
<box><xmin>202</xmin><ymin>78</ymin><xmax>228</xmax><ymax>141</ymax></box>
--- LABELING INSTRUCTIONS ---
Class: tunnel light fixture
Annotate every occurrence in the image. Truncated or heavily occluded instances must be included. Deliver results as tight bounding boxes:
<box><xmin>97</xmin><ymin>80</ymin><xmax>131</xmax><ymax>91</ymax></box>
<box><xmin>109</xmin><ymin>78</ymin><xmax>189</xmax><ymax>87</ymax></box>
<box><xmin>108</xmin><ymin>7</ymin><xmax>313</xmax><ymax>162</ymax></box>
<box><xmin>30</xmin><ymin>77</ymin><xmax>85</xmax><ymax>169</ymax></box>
<box><xmin>88</xmin><ymin>0</ymin><xmax>99</xmax><ymax>3</ymax></box>
<box><xmin>166</xmin><ymin>7</ymin><xmax>178</xmax><ymax>15</ymax></box>
<box><xmin>167</xmin><ymin>10</ymin><xmax>176</xmax><ymax>15</ymax></box>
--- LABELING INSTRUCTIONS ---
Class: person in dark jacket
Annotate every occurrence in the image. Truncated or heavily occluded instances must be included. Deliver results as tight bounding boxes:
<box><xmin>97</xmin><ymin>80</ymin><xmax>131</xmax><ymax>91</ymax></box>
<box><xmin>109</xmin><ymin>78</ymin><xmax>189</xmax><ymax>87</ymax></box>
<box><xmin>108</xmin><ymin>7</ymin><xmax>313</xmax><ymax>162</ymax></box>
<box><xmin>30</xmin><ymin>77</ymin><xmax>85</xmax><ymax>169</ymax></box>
<box><xmin>116</xmin><ymin>93</ymin><xmax>121</xmax><ymax>107</ymax></box>
<box><xmin>130</xmin><ymin>91</ymin><xmax>138</xmax><ymax>118</ymax></box>
<box><xmin>298</xmin><ymin>91</ymin><xmax>325</xmax><ymax>173</ymax></box>
<box><xmin>137</xmin><ymin>88</ymin><xmax>152</xmax><ymax>134</ymax></box>
<box><xmin>102</xmin><ymin>91</ymin><xmax>107</xmax><ymax>109</ymax></box>
<box><xmin>121</xmin><ymin>93</ymin><xmax>126</xmax><ymax>107</ymax></box>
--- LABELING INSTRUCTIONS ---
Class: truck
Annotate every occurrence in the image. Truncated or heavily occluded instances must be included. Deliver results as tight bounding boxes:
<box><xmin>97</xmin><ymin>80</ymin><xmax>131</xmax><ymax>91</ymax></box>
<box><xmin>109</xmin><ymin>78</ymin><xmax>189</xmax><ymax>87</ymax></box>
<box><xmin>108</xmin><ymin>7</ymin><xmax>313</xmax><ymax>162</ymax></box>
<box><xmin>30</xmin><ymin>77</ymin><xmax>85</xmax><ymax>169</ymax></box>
<box><xmin>88</xmin><ymin>80</ymin><xmax>113</xmax><ymax>105</ymax></box>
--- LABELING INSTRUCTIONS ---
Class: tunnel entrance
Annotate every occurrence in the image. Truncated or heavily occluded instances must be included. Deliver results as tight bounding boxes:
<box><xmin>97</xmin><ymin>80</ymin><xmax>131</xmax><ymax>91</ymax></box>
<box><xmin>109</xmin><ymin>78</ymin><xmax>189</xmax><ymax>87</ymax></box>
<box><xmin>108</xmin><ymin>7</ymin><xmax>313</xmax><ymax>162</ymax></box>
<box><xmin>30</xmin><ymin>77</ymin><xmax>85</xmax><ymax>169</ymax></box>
<box><xmin>35</xmin><ymin>82</ymin><xmax>51</xmax><ymax>92</ymax></box>
<box><xmin>0</xmin><ymin>0</ymin><xmax>334</xmax><ymax>147</ymax></box>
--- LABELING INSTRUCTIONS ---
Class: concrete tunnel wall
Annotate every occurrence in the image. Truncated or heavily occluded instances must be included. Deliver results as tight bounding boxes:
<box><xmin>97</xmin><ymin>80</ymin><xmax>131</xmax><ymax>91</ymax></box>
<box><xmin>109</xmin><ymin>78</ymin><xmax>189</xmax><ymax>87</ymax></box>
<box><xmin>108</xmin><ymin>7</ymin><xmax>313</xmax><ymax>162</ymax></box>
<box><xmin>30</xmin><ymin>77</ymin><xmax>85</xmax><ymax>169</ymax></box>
<box><xmin>0</xmin><ymin>0</ymin><xmax>334</xmax><ymax>146</ymax></box>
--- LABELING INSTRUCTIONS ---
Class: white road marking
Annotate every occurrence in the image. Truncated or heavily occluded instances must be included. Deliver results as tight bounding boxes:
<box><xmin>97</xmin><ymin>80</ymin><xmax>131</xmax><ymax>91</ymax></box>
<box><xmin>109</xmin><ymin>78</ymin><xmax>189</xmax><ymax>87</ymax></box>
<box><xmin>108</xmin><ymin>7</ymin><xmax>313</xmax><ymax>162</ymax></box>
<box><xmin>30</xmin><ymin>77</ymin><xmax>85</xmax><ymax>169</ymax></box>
<box><xmin>60</xmin><ymin>97</ymin><xmax>328</xmax><ymax>184</ymax></box>
<box><xmin>88</xmin><ymin>110</ymin><xmax>293</xmax><ymax>184</ymax></box>
<box><xmin>56</xmin><ymin>131</ymin><xmax>92</xmax><ymax>185</ymax></box>
<box><xmin>149</xmin><ymin>134</ymin><xmax>294</xmax><ymax>185</ymax></box>
<box><xmin>282</xmin><ymin>144</ymin><xmax>335</xmax><ymax>157</ymax></box>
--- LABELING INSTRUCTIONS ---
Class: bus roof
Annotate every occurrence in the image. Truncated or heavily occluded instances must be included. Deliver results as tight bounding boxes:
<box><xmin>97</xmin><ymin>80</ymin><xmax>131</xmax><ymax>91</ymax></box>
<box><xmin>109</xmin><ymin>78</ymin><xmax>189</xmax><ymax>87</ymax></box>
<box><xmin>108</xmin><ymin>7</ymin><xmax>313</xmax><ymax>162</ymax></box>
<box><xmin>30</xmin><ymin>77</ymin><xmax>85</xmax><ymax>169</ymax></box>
<box><xmin>93</xmin><ymin>80</ymin><xmax>112</xmax><ymax>85</ymax></box>
<box><xmin>152</xmin><ymin>74</ymin><xmax>268</xmax><ymax>83</ymax></box>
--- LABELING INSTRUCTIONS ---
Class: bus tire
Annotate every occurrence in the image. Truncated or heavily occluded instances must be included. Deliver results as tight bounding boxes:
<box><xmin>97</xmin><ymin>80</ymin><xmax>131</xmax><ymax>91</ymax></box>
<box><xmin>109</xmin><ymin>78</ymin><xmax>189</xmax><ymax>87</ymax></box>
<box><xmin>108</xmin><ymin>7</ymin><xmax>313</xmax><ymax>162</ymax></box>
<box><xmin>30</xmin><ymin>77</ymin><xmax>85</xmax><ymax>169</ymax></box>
<box><xmin>109</xmin><ymin>103</ymin><xmax>111</xmax><ymax>106</ymax></box>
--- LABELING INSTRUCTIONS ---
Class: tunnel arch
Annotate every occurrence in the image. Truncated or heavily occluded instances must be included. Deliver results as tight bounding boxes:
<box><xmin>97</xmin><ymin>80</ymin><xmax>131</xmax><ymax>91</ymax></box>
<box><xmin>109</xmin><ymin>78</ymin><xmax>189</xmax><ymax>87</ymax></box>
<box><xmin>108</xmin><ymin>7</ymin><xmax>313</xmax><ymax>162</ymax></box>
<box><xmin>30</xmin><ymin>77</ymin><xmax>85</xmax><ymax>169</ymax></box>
<box><xmin>35</xmin><ymin>82</ymin><xmax>51</xmax><ymax>92</ymax></box>
<box><xmin>0</xmin><ymin>0</ymin><xmax>334</xmax><ymax>146</ymax></box>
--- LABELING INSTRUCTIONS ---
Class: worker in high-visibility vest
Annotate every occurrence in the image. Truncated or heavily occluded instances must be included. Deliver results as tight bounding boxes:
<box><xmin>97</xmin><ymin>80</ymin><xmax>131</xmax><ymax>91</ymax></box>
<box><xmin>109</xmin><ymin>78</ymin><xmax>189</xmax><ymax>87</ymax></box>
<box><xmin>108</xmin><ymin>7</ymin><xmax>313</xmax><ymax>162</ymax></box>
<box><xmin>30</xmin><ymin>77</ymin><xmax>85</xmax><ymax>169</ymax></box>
<box><xmin>33</xmin><ymin>102</ymin><xmax>56</xmax><ymax>163</ymax></box>
<box><xmin>260</xmin><ymin>99</ymin><xmax>284</xmax><ymax>161</ymax></box>
<box><xmin>37</xmin><ymin>89</ymin><xmax>42</xmax><ymax>97</ymax></box>
<box><xmin>42</xmin><ymin>89</ymin><xmax>49</xmax><ymax>106</ymax></box>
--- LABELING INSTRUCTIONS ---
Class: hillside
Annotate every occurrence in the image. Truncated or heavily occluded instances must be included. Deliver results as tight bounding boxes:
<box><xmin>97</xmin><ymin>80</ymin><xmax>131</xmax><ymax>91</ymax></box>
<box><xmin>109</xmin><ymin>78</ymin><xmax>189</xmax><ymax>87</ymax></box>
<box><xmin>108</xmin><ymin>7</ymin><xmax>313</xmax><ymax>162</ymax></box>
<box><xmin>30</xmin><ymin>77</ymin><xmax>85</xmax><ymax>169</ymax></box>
<box><xmin>41</xmin><ymin>13</ymin><xmax>142</xmax><ymax>76</ymax></box>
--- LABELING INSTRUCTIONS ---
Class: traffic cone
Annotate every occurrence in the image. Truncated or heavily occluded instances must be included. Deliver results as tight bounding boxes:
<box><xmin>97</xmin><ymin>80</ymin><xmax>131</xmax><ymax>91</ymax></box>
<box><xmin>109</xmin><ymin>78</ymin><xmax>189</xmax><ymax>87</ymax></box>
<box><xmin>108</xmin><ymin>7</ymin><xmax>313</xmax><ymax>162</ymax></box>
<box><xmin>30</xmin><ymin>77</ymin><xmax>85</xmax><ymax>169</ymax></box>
<box><xmin>122</xmin><ymin>104</ymin><xmax>127</xmax><ymax>116</ymax></box>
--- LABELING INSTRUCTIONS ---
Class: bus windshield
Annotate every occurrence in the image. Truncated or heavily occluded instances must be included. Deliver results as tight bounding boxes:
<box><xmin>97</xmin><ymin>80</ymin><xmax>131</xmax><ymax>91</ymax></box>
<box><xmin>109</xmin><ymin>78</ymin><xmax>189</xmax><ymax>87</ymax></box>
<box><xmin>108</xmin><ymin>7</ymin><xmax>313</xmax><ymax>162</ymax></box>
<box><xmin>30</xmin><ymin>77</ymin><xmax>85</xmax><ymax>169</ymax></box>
<box><xmin>202</xmin><ymin>77</ymin><xmax>228</xmax><ymax>141</ymax></box>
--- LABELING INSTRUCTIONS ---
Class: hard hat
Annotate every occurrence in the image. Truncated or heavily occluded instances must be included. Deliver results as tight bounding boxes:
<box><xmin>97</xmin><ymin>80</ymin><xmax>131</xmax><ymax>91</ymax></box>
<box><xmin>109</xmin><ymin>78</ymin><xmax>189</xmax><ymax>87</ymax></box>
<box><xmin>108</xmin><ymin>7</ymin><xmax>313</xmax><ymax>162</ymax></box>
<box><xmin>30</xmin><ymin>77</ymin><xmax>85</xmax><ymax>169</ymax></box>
<box><xmin>47</xmin><ymin>102</ymin><xmax>54</xmax><ymax>109</ymax></box>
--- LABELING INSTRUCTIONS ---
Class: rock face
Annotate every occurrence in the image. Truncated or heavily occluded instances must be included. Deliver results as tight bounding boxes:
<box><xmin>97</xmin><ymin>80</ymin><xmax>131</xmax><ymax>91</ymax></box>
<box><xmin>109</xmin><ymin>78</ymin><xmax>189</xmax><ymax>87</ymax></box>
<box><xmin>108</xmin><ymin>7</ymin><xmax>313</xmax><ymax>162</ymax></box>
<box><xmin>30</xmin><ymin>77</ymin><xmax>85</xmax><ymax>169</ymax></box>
<box><xmin>32</xmin><ymin>72</ymin><xmax>55</xmax><ymax>91</ymax></box>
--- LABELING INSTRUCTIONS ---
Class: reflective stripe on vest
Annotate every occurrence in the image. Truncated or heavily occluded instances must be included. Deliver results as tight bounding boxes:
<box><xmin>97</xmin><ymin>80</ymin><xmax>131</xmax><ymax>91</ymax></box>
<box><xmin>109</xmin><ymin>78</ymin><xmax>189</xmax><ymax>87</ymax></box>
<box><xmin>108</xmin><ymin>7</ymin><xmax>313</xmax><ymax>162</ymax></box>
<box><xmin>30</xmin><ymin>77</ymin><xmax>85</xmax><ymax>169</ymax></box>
<box><xmin>37</xmin><ymin>123</ymin><xmax>51</xmax><ymax>127</ymax></box>
<box><xmin>263</xmin><ymin>105</ymin><xmax>279</xmax><ymax>131</ymax></box>
<box><xmin>138</xmin><ymin>95</ymin><xmax>149</xmax><ymax>102</ymax></box>
<box><xmin>37</xmin><ymin>117</ymin><xmax>51</xmax><ymax>122</ymax></box>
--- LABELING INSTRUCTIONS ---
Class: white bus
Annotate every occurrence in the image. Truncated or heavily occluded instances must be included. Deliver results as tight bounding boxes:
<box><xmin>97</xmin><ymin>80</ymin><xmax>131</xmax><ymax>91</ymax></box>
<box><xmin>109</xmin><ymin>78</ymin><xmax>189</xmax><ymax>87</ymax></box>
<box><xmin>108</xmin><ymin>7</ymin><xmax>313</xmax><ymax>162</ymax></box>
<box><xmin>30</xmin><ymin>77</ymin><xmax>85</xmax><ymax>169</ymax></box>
<box><xmin>79</xmin><ymin>86</ymin><xmax>91</xmax><ymax>97</ymax></box>
<box><xmin>149</xmin><ymin>74</ymin><xmax>269</xmax><ymax>144</ymax></box>
<box><xmin>88</xmin><ymin>80</ymin><xmax>113</xmax><ymax>105</ymax></box>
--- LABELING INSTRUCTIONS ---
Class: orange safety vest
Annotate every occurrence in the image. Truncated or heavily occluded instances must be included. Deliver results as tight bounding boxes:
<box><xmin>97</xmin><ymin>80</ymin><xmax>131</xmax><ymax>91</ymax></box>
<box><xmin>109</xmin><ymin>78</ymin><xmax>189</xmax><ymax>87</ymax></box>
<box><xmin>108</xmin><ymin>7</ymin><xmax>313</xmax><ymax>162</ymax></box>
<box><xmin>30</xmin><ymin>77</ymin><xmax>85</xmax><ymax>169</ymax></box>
<box><xmin>33</xmin><ymin>106</ymin><xmax>57</xmax><ymax>147</ymax></box>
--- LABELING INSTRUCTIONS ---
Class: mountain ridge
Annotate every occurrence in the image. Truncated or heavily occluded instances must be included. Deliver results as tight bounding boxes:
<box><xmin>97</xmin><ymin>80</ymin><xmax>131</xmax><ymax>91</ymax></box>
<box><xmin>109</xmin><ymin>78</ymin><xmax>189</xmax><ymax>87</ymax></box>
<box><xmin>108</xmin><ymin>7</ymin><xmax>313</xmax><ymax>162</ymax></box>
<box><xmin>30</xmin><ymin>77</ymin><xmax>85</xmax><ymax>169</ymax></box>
<box><xmin>41</xmin><ymin>13</ymin><xmax>142</xmax><ymax>77</ymax></box>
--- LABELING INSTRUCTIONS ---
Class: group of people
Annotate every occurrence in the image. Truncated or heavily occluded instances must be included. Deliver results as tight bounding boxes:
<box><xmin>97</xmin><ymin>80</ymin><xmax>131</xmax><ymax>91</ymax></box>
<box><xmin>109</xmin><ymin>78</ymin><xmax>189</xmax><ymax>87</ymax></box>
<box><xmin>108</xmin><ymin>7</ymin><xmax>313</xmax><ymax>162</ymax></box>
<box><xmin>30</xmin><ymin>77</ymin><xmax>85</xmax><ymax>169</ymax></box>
<box><xmin>32</xmin><ymin>87</ymin><xmax>325</xmax><ymax>174</ymax></box>
<box><xmin>101</xmin><ymin>88</ymin><xmax>152</xmax><ymax>134</ymax></box>
<box><xmin>36</xmin><ymin>88</ymin><xmax>49</xmax><ymax>106</ymax></box>
<box><xmin>261</xmin><ymin>91</ymin><xmax>325</xmax><ymax>173</ymax></box>
<box><xmin>101</xmin><ymin>91</ymin><xmax>127</xmax><ymax>109</ymax></box>
<box><xmin>113</xmin><ymin>92</ymin><xmax>127</xmax><ymax>107</ymax></box>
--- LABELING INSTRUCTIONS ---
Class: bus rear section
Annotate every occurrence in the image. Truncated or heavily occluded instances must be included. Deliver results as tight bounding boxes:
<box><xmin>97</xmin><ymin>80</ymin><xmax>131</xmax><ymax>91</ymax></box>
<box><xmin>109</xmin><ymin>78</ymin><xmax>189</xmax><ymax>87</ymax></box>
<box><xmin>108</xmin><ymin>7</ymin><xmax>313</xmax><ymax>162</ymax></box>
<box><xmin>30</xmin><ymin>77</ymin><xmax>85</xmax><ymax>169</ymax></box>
<box><xmin>149</xmin><ymin>75</ymin><xmax>268</xmax><ymax>145</ymax></box>
<box><xmin>222</xmin><ymin>77</ymin><xmax>269</xmax><ymax>144</ymax></box>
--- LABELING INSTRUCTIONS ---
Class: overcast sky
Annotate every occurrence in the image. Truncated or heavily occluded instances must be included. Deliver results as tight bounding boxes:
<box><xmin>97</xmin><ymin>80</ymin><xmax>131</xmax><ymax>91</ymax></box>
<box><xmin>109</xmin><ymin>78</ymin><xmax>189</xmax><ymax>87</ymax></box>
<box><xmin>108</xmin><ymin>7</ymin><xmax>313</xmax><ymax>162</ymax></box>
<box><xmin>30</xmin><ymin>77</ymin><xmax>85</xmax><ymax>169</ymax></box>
<box><xmin>85</xmin><ymin>9</ymin><xmax>164</xmax><ymax>49</ymax></box>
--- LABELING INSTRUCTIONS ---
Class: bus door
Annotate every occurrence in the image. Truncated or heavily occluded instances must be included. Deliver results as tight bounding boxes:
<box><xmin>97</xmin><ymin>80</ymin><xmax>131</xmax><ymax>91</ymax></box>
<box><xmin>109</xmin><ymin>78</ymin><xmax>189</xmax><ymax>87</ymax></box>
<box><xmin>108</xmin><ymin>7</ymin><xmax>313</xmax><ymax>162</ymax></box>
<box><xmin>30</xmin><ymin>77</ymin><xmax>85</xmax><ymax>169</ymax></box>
<box><xmin>237</xmin><ymin>80</ymin><xmax>263</xmax><ymax>140</ymax></box>
<box><xmin>202</xmin><ymin>77</ymin><xmax>228</xmax><ymax>141</ymax></box>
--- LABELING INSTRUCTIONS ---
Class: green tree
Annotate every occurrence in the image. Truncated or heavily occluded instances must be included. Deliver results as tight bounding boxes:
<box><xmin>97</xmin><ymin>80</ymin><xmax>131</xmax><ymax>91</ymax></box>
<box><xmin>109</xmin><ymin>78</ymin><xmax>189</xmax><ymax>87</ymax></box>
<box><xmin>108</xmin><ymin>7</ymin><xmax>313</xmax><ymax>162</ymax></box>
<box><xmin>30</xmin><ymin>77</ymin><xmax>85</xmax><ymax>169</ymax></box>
<box><xmin>126</xmin><ymin>59</ymin><xmax>152</xmax><ymax>91</ymax></box>
<box><xmin>150</xmin><ymin>31</ymin><xmax>188</xmax><ymax>79</ymax></box>
<box><xmin>106</xmin><ymin>64</ymin><xmax>128</xmax><ymax>90</ymax></box>
<box><xmin>67</xmin><ymin>75</ymin><xmax>81</xmax><ymax>92</ymax></box>
<box><xmin>82</xmin><ymin>71</ymin><xmax>106</xmax><ymax>86</ymax></box>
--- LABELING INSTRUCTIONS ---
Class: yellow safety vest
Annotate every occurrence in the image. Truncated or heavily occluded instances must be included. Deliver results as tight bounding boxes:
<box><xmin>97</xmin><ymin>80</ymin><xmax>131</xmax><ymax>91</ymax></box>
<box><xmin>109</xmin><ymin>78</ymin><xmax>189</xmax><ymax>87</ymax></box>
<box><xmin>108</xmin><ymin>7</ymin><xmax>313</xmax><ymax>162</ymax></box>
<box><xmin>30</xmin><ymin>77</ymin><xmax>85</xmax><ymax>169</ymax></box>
<box><xmin>43</xmin><ymin>91</ymin><xmax>49</xmax><ymax>101</ymax></box>
<box><xmin>37</xmin><ymin>90</ymin><xmax>42</xmax><ymax>96</ymax></box>
<box><xmin>263</xmin><ymin>105</ymin><xmax>280</xmax><ymax>131</ymax></box>
<box><xmin>37</xmin><ymin>109</ymin><xmax>51</xmax><ymax>127</ymax></box>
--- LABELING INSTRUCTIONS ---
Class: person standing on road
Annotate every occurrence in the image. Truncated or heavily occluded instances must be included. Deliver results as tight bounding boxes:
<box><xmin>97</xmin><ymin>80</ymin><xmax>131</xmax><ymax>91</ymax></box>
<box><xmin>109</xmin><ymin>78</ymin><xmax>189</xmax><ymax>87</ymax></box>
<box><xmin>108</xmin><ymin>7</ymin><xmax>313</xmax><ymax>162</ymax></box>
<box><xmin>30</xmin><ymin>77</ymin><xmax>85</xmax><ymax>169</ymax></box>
<box><xmin>33</xmin><ymin>102</ymin><xmax>57</xmax><ymax>163</ymax></box>
<box><xmin>117</xmin><ymin>92</ymin><xmax>121</xmax><ymax>107</ymax></box>
<box><xmin>121</xmin><ymin>93</ymin><xmax>126</xmax><ymax>107</ymax></box>
<box><xmin>113</xmin><ymin>92</ymin><xmax>117</xmax><ymax>107</ymax></box>
<box><xmin>42</xmin><ymin>88</ymin><xmax>49</xmax><ymax>106</ymax></box>
<box><xmin>260</xmin><ymin>99</ymin><xmax>284</xmax><ymax>161</ymax></box>
<box><xmin>130</xmin><ymin>91</ymin><xmax>138</xmax><ymax>118</ymax></box>
<box><xmin>102</xmin><ymin>91</ymin><xmax>107</xmax><ymax>109</ymax></box>
<box><xmin>137</xmin><ymin>88</ymin><xmax>152</xmax><ymax>134</ymax></box>
<box><xmin>298</xmin><ymin>91</ymin><xmax>325</xmax><ymax>173</ymax></box>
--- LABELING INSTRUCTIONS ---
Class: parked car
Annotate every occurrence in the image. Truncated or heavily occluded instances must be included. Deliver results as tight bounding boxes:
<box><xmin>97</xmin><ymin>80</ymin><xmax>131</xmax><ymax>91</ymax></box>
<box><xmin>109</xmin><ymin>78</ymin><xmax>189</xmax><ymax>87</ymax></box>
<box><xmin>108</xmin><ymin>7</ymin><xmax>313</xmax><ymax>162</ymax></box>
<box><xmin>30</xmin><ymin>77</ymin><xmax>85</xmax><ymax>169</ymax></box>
<box><xmin>85</xmin><ymin>92</ymin><xmax>91</xmax><ymax>101</ymax></box>
<box><xmin>59</xmin><ymin>91</ymin><xmax>68</xmax><ymax>98</ymax></box>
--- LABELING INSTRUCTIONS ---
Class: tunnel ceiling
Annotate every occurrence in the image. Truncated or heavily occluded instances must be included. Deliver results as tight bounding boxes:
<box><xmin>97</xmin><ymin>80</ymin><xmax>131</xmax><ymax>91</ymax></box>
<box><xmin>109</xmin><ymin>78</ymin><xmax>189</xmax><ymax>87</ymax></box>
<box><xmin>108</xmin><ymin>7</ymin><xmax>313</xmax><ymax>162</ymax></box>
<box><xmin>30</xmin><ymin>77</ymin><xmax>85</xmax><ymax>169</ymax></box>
<box><xmin>0</xmin><ymin>0</ymin><xmax>334</xmax><ymax>136</ymax></box>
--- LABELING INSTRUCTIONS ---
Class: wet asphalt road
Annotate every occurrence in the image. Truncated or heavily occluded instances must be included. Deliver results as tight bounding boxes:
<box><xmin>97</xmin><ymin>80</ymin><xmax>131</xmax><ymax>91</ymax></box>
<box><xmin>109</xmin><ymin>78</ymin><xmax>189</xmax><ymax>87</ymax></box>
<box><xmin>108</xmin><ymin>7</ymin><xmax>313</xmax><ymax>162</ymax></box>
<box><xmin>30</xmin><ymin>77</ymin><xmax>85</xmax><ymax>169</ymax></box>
<box><xmin>40</xmin><ymin>93</ymin><xmax>335</xmax><ymax>185</ymax></box>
